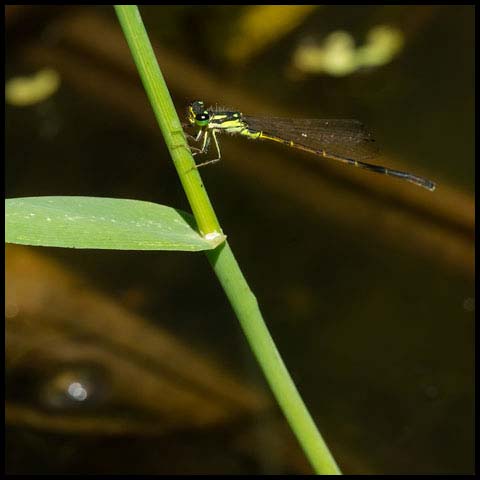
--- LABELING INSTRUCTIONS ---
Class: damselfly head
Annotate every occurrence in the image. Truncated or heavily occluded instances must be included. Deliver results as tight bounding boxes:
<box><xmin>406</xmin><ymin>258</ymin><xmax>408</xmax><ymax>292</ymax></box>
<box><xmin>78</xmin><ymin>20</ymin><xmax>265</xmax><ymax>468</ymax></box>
<box><xmin>188</xmin><ymin>100</ymin><xmax>211</xmax><ymax>127</ymax></box>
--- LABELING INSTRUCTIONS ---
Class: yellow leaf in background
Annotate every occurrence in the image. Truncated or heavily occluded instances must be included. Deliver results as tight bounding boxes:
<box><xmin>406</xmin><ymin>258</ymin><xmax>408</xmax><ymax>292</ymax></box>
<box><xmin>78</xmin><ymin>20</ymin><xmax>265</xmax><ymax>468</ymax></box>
<box><xmin>226</xmin><ymin>5</ymin><xmax>319</xmax><ymax>65</ymax></box>
<box><xmin>6</xmin><ymin>68</ymin><xmax>61</xmax><ymax>107</ymax></box>
<box><xmin>292</xmin><ymin>25</ymin><xmax>405</xmax><ymax>77</ymax></box>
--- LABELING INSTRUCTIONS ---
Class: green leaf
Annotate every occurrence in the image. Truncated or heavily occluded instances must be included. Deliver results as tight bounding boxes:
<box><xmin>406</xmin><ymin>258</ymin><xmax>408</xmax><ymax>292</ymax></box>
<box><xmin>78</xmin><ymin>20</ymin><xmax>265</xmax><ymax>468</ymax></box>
<box><xmin>5</xmin><ymin>196</ymin><xmax>224</xmax><ymax>251</ymax></box>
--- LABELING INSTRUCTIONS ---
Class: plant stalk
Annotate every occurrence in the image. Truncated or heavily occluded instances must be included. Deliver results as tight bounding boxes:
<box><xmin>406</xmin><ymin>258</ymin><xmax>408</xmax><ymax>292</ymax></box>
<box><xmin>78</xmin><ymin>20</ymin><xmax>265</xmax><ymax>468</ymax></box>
<box><xmin>115</xmin><ymin>5</ymin><xmax>341</xmax><ymax>474</ymax></box>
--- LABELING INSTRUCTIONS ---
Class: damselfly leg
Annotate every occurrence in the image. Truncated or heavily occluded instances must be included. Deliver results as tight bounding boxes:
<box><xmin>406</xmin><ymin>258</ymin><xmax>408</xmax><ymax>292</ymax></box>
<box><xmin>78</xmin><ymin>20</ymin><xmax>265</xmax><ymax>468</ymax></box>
<box><xmin>194</xmin><ymin>130</ymin><xmax>222</xmax><ymax>168</ymax></box>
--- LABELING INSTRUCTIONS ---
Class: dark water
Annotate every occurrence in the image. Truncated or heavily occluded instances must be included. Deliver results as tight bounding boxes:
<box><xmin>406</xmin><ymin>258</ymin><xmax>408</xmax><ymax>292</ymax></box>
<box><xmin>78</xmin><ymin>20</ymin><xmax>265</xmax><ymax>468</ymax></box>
<box><xmin>5</xmin><ymin>5</ymin><xmax>474</xmax><ymax>475</ymax></box>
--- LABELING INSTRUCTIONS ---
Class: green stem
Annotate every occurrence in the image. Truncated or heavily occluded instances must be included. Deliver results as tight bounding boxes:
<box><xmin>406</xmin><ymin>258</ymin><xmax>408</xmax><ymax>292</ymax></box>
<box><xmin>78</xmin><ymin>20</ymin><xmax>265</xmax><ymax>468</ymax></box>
<box><xmin>115</xmin><ymin>5</ymin><xmax>221</xmax><ymax>237</ymax></box>
<box><xmin>114</xmin><ymin>5</ymin><xmax>341</xmax><ymax>475</ymax></box>
<box><xmin>207</xmin><ymin>243</ymin><xmax>341</xmax><ymax>474</ymax></box>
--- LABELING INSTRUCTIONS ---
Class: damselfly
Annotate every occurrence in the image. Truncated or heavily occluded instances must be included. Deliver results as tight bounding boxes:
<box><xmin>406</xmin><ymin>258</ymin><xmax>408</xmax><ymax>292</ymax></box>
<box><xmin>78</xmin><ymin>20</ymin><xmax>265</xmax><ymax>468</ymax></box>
<box><xmin>185</xmin><ymin>100</ymin><xmax>436</xmax><ymax>191</ymax></box>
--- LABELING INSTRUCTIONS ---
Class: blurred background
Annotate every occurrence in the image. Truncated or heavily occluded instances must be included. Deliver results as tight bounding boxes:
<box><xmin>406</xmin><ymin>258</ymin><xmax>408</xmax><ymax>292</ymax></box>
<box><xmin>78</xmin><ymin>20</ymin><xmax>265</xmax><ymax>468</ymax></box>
<box><xmin>5</xmin><ymin>5</ymin><xmax>474</xmax><ymax>475</ymax></box>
